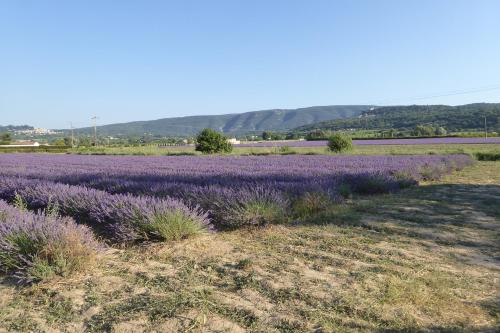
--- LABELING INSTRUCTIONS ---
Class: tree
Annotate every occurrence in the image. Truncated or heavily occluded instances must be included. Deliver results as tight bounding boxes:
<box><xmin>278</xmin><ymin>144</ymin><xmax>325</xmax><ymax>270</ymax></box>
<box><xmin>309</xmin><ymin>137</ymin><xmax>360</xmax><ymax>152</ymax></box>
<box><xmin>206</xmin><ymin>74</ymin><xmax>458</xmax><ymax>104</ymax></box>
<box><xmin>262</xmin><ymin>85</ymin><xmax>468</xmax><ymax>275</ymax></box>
<box><xmin>413</xmin><ymin>125</ymin><xmax>435</xmax><ymax>137</ymax></box>
<box><xmin>271</xmin><ymin>132</ymin><xmax>285</xmax><ymax>140</ymax></box>
<box><xmin>77</xmin><ymin>137</ymin><xmax>92</xmax><ymax>147</ymax></box>
<box><xmin>262</xmin><ymin>131</ymin><xmax>273</xmax><ymax>140</ymax></box>
<box><xmin>52</xmin><ymin>138</ymin><xmax>67</xmax><ymax>146</ymax></box>
<box><xmin>305</xmin><ymin>129</ymin><xmax>329</xmax><ymax>141</ymax></box>
<box><xmin>285</xmin><ymin>132</ymin><xmax>300</xmax><ymax>140</ymax></box>
<box><xmin>435</xmin><ymin>127</ymin><xmax>447</xmax><ymax>136</ymax></box>
<box><xmin>0</xmin><ymin>133</ymin><xmax>12</xmax><ymax>145</ymax></box>
<box><xmin>195</xmin><ymin>128</ymin><xmax>233</xmax><ymax>154</ymax></box>
<box><xmin>327</xmin><ymin>134</ymin><xmax>353</xmax><ymax>153</ymax></box>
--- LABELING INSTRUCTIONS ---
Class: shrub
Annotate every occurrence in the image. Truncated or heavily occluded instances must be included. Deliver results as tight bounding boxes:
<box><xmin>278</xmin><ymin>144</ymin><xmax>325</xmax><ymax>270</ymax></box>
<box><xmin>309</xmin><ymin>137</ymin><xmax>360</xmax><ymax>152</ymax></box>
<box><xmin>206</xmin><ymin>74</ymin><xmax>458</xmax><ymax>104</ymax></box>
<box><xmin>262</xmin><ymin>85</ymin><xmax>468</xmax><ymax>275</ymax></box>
<box><xmin>195</xmin><ymin>128</ymin><xmax>233</xmax><ymax>154</ymax></box>
<box><xmin>327</xmin><ymin>134</ymin><xmax>353</xmax><ymax>153</ymax></box>
<box><xmin>474</xmin><ymin>152</ymin><xmax>500</xmax><ymax>161</ymax></box>
<box><xmin>277</xmin><ymin>145</ymin><xmax>295</xmax><ymax>155</ymax></box>
<box><xmin>419</xmin><ymin>164</ymin><xmax>446</xmax><ymax>181</ymax></box>
<box><xmin>0</xmin><ymin>132</ymin><xmax>12</xmax><ymax>145</ymax></box>
<box><xmin>0</xmin><ymin>200</ymin><xmax>99</xmax><ymax>283</ymax></box>
<box><xmin>230</xmin><ymin>201</ymin><xmax>285</xmax><ymax>227</ymax></box>
<box><xmin>143</xmin><ymin>210</ymin><xmax>208</xmax><ymax>241</ymax></box>
<box><xmin>392</xmin><ymin>171</ymin><xmax>417</xmax><ymax>189</ymax></box>
<box><xmin>292</xmin><ymin>192</ymin><xmax>331</xmax><ymax>218</ymax></box>
<box><xmin>338</xmin><ymin>184</ymin><xmax>353</xmax><ymax>199</ymax></box>
<box><xmin>262</xmin><ymin>131</ymin><xmax>273</xmax><ymax>140</ymax></box>
<box><xmin>184</xmin><ymin>186</ymin><xmax>289</xmax><ymax>229</ymax></box>
<box><xmin>345</xmin><ymin>174</ymin><xmax>395</xmax><ymax>195</ymax></box>
<box><xmin>305</xmin><ymin>129</ymin><xmax>329</xmax><ymax>141</ymax></box>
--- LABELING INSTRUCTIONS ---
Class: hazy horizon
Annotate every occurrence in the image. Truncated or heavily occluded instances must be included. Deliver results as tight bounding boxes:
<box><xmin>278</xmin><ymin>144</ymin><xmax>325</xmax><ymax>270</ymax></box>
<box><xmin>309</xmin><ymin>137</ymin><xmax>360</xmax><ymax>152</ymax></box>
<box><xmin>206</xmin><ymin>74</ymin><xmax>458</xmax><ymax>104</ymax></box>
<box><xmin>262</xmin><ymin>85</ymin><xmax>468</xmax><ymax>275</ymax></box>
<box><xmin>2</xmin><ymin>101</ymin><xmax>500</xmax><ymax>130</ymax></box>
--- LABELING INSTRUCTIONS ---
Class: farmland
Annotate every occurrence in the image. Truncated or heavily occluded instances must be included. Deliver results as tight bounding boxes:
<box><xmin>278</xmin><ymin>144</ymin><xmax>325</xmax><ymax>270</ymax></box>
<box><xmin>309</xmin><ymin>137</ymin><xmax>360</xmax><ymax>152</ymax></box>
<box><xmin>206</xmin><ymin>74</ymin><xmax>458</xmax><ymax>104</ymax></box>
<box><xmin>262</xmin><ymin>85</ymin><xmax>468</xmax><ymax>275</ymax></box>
<box><xmin>238</xmin><ymin>137</ymin><xmax>500</xmax><ymax>147</ymax></box>
<box><xmin>3</xmin><ymin>1</ymin><xmax>500</xmax><ymax>331</ymax></box>
<box><xmin>0</xmin><ymin>154</ymin><xmax>472</xmax><ymax>238</ymax></box>
<box><xmin>0</xmin><ymin>144</ymin><xmax>500</xmax><ymax>332</ymax></box>
<box><xmin>71</xmin><ymin>142</ymin><xmax>500</xmax><ymax>157</ymax></box>
<box><xmin>0</xmin><ymin>150</ymin><xmax>498</xmax><ymax>332</ymax></box>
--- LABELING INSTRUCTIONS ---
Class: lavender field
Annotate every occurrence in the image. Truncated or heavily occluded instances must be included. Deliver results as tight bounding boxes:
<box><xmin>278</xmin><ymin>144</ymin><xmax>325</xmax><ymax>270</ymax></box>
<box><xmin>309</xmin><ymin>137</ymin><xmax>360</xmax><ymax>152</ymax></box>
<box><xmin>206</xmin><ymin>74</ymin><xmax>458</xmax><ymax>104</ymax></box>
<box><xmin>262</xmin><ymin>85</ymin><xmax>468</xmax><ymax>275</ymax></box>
<box><xmin>238</xmin><ymin>137</ymin><xmax>500</xmax><ymax>147</ymax></box>
<box><xmin>0</xmin><ymin>154</ymin><xmax>472</xmax><ymax>243</ymax></box>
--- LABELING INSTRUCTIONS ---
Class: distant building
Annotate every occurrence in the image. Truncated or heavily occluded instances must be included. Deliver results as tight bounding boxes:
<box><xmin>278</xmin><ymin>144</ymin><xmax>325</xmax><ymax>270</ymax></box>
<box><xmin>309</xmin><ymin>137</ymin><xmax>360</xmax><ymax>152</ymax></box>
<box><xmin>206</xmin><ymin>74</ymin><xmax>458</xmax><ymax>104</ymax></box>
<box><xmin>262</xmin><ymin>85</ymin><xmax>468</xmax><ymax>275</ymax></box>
<box><xmin>227</xmin><ymin>138</ymin><xmax>240</xmax><ymax>144</ymax></box>
<box><xmin>14</xmin><ymin>128</ymin><xmax>60</xmax><ymax>135</ymax></box>
<box><xmin>0</xmin><ymin>140</ymin><xmax>41</xmax><ymax>147</ymax></box>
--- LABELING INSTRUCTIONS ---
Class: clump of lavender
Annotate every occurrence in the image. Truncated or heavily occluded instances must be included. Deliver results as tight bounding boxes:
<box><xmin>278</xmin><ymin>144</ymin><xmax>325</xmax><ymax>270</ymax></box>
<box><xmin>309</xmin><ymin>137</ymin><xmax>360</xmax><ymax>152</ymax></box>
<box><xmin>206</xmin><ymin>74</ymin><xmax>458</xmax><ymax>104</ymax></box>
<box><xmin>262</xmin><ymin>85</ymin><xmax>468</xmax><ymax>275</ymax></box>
<box><xmin>0</xmin><ymin>200</ymin><xmax>99</xmax><ymax>284</ymax></box>
<box><xmin>102</xmin><ymin>194</ymin><xmax>212</xmax><ymax>242</ymax></box>
<box><xmin>184</xmin><ymin>185</ymin><xmax>290</xmax><ymax>229</ymax></box>
<box><xmin>0</xmin><ymin>177</ymin><xmax>211</xmax><ymax>243</ymax></box>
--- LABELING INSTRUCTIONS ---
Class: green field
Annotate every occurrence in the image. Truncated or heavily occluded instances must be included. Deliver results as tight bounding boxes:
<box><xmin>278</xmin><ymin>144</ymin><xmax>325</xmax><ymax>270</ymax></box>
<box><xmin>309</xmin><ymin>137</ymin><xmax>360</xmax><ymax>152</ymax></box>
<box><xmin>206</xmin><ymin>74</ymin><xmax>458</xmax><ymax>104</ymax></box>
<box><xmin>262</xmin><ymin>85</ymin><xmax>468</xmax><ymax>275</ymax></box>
<box><xmin>0</xmin><ymin>159</ymin><xmax>498</xmax><ymax>332</ymax></box>
<box><xmin>68</xmin><ymin>143</ymin><xmax>500</xmax><ymax>157</ymax></box>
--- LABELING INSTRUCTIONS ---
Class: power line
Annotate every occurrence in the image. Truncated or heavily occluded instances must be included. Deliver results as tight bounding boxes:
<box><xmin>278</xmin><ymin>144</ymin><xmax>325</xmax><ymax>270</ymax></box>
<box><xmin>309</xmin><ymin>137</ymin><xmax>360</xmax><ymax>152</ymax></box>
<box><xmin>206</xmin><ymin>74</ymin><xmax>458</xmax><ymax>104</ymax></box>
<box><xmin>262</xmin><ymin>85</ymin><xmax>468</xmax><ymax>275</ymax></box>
<box><xmin>371</xmin><ymin>84</ymin><xmax>500</xmax><ymax>105</ymax></box>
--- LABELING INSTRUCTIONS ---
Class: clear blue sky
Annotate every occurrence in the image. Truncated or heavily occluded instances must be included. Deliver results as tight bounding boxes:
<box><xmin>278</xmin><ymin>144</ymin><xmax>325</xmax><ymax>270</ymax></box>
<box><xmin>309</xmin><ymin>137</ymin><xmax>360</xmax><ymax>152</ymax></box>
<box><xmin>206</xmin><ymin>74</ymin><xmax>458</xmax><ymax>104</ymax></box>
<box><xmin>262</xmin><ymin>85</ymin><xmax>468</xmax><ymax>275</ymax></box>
<box><xmin>1</xmin><ymin>0</ymin><xmax>499</xmax><ymax>128</ymax></box>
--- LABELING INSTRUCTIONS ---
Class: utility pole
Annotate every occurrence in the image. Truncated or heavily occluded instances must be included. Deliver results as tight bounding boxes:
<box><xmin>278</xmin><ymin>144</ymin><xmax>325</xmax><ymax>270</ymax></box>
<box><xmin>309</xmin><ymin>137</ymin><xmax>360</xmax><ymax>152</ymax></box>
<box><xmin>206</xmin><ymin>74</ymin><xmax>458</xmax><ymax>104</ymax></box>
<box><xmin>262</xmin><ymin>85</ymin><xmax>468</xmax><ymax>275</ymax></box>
<box><xmin>91</xmin><ymin>116</ymin><xmax>98</xmax><ymax>146</ymax></box>
<box><xmin>70</xmin><ymin>122</ymin><xmax>75</xmax><ymax>147</ymax></box>
<box><xmin>484</xmin><ymin>116</ymin><xmax>487</xmax><ymax>139</ymax></box>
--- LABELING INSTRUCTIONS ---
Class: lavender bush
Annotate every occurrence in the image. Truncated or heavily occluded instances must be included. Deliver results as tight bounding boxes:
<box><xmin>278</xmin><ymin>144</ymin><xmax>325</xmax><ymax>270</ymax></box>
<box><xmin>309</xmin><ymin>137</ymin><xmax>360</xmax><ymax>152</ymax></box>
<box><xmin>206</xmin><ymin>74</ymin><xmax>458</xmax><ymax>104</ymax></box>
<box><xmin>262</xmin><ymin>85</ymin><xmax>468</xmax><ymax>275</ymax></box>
<box><xmin>0</xmin><ymin>200</ymin><xmax>99</xmax><ymax>283</ymax></box>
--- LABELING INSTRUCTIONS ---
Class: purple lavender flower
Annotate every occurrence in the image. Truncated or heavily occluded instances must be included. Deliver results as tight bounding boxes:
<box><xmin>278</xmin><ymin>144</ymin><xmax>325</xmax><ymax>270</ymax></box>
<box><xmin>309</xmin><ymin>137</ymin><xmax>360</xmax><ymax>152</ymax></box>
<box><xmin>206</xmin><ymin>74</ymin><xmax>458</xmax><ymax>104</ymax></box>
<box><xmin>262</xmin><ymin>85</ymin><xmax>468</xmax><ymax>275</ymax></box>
<box><xmin>0</xmin><ymin>176</ymin><xmax>211</xmax><ymax>242</ymax></box>
<box><xmin>0</xmin><ymin>154</ymin><xmax>473</xmax><ymax>231</ymax></box>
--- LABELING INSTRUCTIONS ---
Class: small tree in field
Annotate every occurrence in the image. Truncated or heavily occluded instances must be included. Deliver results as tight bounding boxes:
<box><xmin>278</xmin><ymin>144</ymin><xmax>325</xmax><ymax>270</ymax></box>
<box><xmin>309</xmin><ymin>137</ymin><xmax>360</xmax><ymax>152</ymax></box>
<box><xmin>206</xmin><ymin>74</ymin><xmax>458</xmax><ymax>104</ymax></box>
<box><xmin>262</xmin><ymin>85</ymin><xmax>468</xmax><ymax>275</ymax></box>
<box><xmin>195</xmin><ymin>128</ymin><xmax>233</xmax><ymax>154</ymax></box>
<box><xmin>327</xmin><ymin>134</ymin><xmax>353</xmax><ymax>153</ymax></box>
<box><xmin>262</xmin><ymin>131</ymin><xmax>273</xmax><ymax>140</ymax></box>
<box><xmin>0</xmin><ymin>133</ymin><xmax>12</xmax><ymax>145</ymax></box>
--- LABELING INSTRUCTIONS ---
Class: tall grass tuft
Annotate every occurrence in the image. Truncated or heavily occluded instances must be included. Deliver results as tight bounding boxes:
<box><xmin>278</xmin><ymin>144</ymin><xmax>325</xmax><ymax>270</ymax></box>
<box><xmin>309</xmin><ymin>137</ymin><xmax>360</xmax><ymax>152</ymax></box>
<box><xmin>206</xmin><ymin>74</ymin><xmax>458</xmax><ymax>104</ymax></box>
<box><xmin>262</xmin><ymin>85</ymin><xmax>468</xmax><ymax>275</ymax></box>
<box><xmin>230</xmin><ymin>200</ymin><xmax>286</xmax><ymax>227</ymax></box>
<box><xmin>13</xmin><ymin>192</ymin><xmax>27</xmax><ymax>211</ymax></box>
<box><xmin>185</xmin><ymin>186</ymin><xmax>290</xmax><ymax>229</ymax></box>
<box><xmin>292</xmin><ymin>192</ymin><xmax>332</xmax><ymax>218</ymax></box>
<box><xmin>143</xmin><ymin>210</ymin><xmax>209</xmax><ymax>241</ymax></box>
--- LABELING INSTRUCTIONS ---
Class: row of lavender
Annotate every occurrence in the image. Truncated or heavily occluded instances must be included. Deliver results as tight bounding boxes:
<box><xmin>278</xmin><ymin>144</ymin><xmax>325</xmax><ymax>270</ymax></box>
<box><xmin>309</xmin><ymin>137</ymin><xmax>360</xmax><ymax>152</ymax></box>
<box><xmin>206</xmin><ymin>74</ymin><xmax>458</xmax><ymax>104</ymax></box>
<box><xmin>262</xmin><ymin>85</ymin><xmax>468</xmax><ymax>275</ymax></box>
<box><xmin>0</xmin><ymin>177</ymin><xmax>210</xmax><ymax>243</ymax></box>
<box><xmin>0</xmin><ymin>154</ymin><xmax>472</xmax><ymax>186</ymax></box>
<box><xmin>237</xmin><ymin>137</ymin><xmax>500</xmax><ymax>147</ymax></box>
<box><xmin>0</xmin><ymin>154</ymin><xmax>472</xmax><ymax>240</ymax></box>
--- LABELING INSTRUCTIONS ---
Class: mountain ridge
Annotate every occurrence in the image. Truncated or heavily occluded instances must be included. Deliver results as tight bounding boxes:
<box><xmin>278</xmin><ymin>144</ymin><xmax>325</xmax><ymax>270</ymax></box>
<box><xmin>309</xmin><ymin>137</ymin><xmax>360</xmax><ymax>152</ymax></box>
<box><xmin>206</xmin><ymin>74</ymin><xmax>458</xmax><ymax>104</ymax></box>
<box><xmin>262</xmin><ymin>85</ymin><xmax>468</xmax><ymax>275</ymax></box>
<box><xmin>294</xmin><ymin>103</ymin><xmax>500</xmax><ymax>133</ymax></box>
<box><xmin>67</xmin><ymin>105</ymin><xmax>373</xmax><ymax>137</ymax></box>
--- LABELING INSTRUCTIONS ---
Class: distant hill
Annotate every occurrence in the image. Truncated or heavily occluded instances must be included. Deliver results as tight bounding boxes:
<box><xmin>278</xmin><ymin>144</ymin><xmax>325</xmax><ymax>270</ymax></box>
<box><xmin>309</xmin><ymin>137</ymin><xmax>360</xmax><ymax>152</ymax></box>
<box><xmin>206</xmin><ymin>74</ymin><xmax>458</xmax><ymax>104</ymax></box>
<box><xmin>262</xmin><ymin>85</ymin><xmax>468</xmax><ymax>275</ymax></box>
<box><xmin>0</xmin><ymin>125</ymin><xmax>33</xmax><ymax>132</ymax></box>
<box><xmin>295</xmin><ymin>103</ymin><xmax>500</xmax><ymax>133</ymax></box>
<box><xmin>69</xmin><ymin>105</ymin><xmax>372</xmax><ymax>137</ymax></box>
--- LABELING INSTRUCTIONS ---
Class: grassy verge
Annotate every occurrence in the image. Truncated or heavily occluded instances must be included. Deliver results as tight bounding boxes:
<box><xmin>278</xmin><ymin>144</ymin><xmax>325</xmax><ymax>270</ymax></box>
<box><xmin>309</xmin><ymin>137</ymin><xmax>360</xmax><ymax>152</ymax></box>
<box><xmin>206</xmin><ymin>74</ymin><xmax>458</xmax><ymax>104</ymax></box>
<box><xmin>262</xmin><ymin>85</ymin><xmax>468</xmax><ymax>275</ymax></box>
<box><xmin>0</xmin><ymin>142</ymin><xmax>498</xmax><ymax>157</ymax></box>
<box><xmin>68</xmin><ymin>143</ymin><xmax>500</xmax><ymax>157</ymax></box>
<box><xmin>0</xmin><ymin>162</ymin><xmax>498</xmax><ymax>332</ymax></box>
<box><xmin>0</xmin><ymin>146</ymin><xmax>70</xmax><ymax>153</ymax></box>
